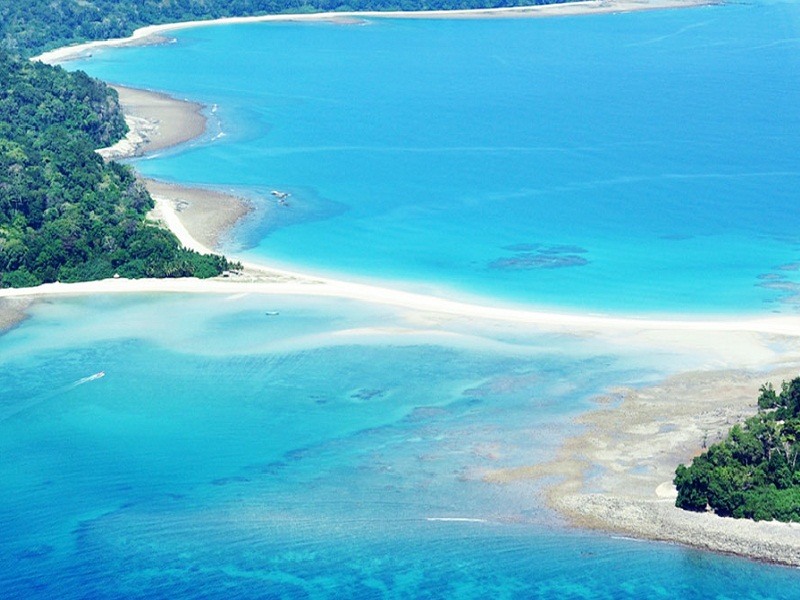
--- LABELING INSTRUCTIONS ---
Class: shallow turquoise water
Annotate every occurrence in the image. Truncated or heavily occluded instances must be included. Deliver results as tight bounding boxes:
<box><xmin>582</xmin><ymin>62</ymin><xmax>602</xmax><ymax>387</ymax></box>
<box><xmin>69</xmin><ymin>1</ymin><xmax>800</xmax><ymax>314</ymax></box>
<box><xmin>2</xmin><ymin>295</ymin><xmax>800</xmax><ymax>598</ymax></box>
<box><xmin>14</xmin><ymin>3</ymin><xmax>800</xmax><ymax>597</ymax></box>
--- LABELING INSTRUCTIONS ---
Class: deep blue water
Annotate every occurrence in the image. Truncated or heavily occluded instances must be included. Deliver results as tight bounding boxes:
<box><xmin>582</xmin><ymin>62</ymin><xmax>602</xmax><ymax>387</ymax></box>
<box><xmin>69</xmin><ymin>1</ymin><xmax>800</xmax><ymax>314</ymax></box>
<box><xmin>2</xmin><ymin>295</ymin><xmax>800</xmax><ymax>598</ymax></box>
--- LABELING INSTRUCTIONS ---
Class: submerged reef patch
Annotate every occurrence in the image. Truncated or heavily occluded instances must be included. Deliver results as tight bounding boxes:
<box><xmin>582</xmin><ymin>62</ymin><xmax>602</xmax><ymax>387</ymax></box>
<box><xmin>491</xmin><ymin>243</ymin><xmax>589</xmax><ymax>271</ymax></box>
<box><xmin>757</xmin><ymin>266</ymin><xmax>800</xmax><ymax>307</ymax></box>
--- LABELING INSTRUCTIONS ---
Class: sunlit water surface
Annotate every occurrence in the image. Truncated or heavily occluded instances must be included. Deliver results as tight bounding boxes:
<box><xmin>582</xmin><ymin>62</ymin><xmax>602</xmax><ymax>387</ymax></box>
<box><xmin>8</xmin><ymin>1</ymin><xmax>800</xmax><ymax>597</ymax></box>
<box><xmin>2</xmin><ymin>295</ymin><xmax>800</xmax><ymax>598</ymax></box>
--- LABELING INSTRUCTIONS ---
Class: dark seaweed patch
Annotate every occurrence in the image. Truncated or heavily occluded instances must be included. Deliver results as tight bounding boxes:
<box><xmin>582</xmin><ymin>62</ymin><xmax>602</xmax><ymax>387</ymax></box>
<box><xmin>492</xmin><ymin>243</ymin><xmax>589</xmax><ymax>270</ymax></box>
<box><xmin>778</xmin><ymin>262</ymin><xmax>800</xmax><ymax>271</ymax></box>
<box><xmin>490</xmin><ymin>252</ymin><xmax>588</xmax><ymax>270</ymax></box>
<box><xmin>211</xmin><ymin>476</ymin><xmax>251</xmax><ymax>486</ymax></box>
<box><xmin>350</xmin><ymin>388</ymin><xmax>385</xmax><ymax>401</ymax></box>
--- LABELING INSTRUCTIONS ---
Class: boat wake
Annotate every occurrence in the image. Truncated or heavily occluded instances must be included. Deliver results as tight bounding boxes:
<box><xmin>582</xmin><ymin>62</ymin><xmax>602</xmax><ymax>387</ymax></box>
<box><xmin>74</xmin><ymin>371</ymin><xmax>105</xmax><ymax>386</ymax></box>
<box><xmin>426</xmin><ymin>517</ymin><xmax>488</xmax><ymax>523</ymax></box>
<box><xmin>0</xmin><ymin>371</ymin><xmax>105</xmax><ymax>422</ymax></box>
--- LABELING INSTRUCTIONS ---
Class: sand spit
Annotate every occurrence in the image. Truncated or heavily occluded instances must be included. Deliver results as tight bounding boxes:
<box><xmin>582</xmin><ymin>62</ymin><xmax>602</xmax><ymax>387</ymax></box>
<box><xmin>487</xmin><ymin>368</ymin><xmax>800</xmax><ymax>566</ymax></box>
<box><xmin>33</xmin><ymin>0</ymin><xmax>714</xmax><ymax>65</ymax></box>
<box><xmin>98</xmin><ymin>85</ymin><xmax>206</xmax><ymax>160</ymax></box>
<box><xmin>145</xmin><ymin>180</ymin><xmax>252</xmax><ymax>252</ymax></box>
<box><xmin>3</xmin><ymin>273</ymin><xmax>800</xmax><ymax>341</ymax></box>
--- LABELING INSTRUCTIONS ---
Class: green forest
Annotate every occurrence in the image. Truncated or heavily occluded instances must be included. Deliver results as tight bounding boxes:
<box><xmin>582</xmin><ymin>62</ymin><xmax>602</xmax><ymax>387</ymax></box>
<box><xmin>0</xmin><ymin>0</ymin><xmax>566</xmax><ymax>57</ymax></box>
<box><xmin>0</xmin><ymin>0</ymin><xmax>564</xmax><ymax>288</ymax></box>
<box><xmin>674</xmin><ymin>377</ymin><xmax>800</xmax><ymax>522</ymax></box>
<box><xmin>0</xmin><ymin>51</ymin><xmax>238</xmax><ymax>288</ymax></box>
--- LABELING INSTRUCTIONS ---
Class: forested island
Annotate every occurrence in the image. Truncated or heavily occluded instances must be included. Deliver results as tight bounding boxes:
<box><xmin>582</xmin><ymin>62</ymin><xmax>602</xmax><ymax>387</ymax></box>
<box><xmin>0</xmin><ymin>51</ymin><xmax>238</xmax><ymax>288</ymax></box>
<box><xmin>675</xmin><ymin>377</ymin><xmax>800</xmax><ymax>522</ymax></box>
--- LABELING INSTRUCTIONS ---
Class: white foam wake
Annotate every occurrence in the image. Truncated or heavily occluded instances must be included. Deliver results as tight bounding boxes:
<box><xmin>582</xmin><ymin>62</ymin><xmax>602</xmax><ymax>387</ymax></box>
<box><xmin>426</xmin><ymin>517</ymin><xmax>488</xmax><ymax>523</ymax></box>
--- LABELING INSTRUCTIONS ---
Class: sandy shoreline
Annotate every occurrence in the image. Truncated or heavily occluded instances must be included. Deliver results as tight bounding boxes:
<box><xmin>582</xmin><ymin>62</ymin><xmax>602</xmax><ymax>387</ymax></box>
<box><xmin>0</xmin><ymin>298</ymin><xmax>33</xmax><ymax>334</ymax></box>
<box><xmin>33</xmin><ymin>0</ymin><xmax>714</xmax><ymax>65</ymax></box>
<box><xmin>99</xmin><ymin>85</ymin><xmax>206</xmax><ymax>160</ymax></box>
<box><xmin>145</xmin><ymin>180</ymin><xmax>252</xmax><ymax>251</ymax></box>
<box><xmin>96</xmin><ymin>85</ymin><xmax>254</xmax><ymax>252</ymax></box>
<box><xmin>3</xmin><ymin>273</ymin><xmax>800</xmax><ymax>338</ymax></box>
<box><xmin>16</xmin><ymin>0</ymin><xmax>800</xmax><ymax>568</ymax></box>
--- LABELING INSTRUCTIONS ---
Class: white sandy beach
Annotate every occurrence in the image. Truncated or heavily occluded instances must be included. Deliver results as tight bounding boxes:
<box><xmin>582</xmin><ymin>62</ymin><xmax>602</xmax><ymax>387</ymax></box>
<box><xmin>12</xmin><ymin>0</ymin><xmax>800</xmax><ymax>567</ymax></box>
<box><xmin>33</xmin><ymin>0</ymin><xmax>713</xmax><ymax>65</ymax></box>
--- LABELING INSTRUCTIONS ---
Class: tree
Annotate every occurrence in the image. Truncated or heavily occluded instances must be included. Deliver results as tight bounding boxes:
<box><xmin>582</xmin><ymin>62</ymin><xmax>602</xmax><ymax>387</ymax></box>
<box><xmin>0</xmin><ymin>52</ymin><xmax>236</xmax><ymax>287</ymax></box>
<box><xmin>674</xmin><ymin>377</ymin><xmax>800</xmax><ymax>522</ymax></box>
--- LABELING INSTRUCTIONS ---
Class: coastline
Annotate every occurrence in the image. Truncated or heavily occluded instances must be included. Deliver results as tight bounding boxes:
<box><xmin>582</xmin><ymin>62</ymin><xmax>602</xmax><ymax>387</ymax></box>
<box><xmin>79</xmin><ymin>83</ymin><xmax>800</xmax><ymax>345</ymax></box>
<box><xmin>487</xmin><ymin>368</ymin><xmax>800</xmax><ymax>567</ymax></box>
<box><xmin>3</xmin><ymin>272</ymin><xmax>800</xmax><ymax>340</ymax></box>
<box><xmin>33</xmin><ymin>0</ymin><xmax>714</xmax><ymax>65</ymax></box>
<box><xmin>99</xmin><ymin>85</ymin><xmax>206</xmax><ymax>160</ymax></box>
<box><xmin>14</xmin><ymin>0</ymin><xmax>800</xmax><ymax>569</ymax></box>
<box><xmin>96</xmin><ymin>85</ymin><xmax>254</xmax><ymax>252</ymax></box>
<box><xmin>145</xmin><ymin>180</ymin><xmax>252</xmax><ymax>252</ymax></box>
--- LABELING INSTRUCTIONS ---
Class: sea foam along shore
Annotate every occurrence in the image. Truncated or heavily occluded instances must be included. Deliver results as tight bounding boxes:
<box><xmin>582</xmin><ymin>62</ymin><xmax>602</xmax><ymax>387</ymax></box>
<box><xmin>32</xmin><ymin>0</ymin><xmax>713</xmax><ymax>65</ymax></box>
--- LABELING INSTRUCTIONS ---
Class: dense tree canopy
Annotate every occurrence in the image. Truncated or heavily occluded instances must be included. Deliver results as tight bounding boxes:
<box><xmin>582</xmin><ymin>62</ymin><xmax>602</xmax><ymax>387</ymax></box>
<box><xmin>0</xmin><ymin>0</ymin><xmax>567</xmax><ymax>57</ymax></box>
<box><xmin>0</xmin><ymin>51</ymin><xmax>237</xmax><ymax>288</ymax></box>
<box><xmin>674</xmin><ymin>378</ymin><xmax>800</xmax><ymax>522</ymax></box>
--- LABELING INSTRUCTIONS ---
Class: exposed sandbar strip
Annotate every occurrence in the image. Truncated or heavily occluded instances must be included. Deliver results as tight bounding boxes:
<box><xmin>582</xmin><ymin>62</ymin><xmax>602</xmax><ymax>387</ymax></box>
<box><xmin>33</xmin><ymin>0</ymin><xmax>715</xmax><ymax>65</ymax></box>
<box><xmin>3</xmin><ymin>272</ymin><xmax>800</xmax><ymax>341</ymax></box>
<box><xmin>3</xmin><ymin>180</ymin><xmax>800</xmax><ymax>344</ymax></box>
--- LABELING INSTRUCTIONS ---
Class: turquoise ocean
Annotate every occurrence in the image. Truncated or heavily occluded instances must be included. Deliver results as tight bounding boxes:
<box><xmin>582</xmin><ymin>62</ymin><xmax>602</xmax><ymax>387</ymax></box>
<box><xmin>70</xmin><ymin>0</ymin><xmax>800</xmax><ymax>315</ymax></box>
<box><xmin>4</xmin><ymin>1</ymin><xmax>800</xmax><ymax>597</ymax></box>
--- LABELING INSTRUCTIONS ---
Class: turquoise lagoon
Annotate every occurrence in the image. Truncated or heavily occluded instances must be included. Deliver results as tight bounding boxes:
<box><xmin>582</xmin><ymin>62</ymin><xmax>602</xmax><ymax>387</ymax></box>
<box><xmin>5</xmin><ymin>1</ymin><xmax>800</xmax><ymax>598</ymax></box>
<box><xmin>2</xmin><ymin>294</ymin><xmax>800</xmax><ymax>598</ymax></box>
<box><xmin>68</xmin><ymin>0</ymin><xmax>800</xmax><ymax>314</ymax></box>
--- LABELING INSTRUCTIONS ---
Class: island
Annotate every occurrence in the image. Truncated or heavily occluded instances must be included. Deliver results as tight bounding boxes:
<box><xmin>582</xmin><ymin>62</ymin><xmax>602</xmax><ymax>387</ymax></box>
<box><xmin>675</xmin><ymin>377</ymin><xmax>800</xmax><ymax>522</ymax></box>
